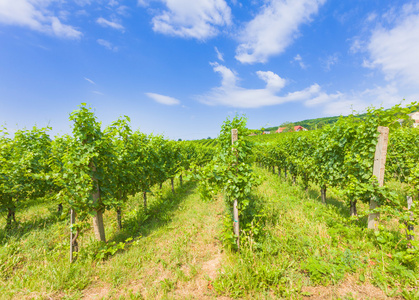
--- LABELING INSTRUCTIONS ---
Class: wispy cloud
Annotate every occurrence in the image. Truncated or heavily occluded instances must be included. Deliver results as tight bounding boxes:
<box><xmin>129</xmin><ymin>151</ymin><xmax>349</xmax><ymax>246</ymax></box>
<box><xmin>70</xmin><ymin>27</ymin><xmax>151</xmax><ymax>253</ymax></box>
<box><xmin>322</xmin><ymin>53</ymin><xmax>339</xmax><ymax>71</ymax></box>
<box><xmin>197</xmin><ymin>62</ymin><xmax>321</xmax><ymax>108</ymax></box>
<box><xmin>215</xmin><ymin>46</ymin><xmax>224</xmax><ymax>61</ymax></box>
<box><xmin>0</xmin><ymin>0</ymin><xmax>82</xmax><ymax>39</ymax></box>
<box><xmin>84</xmin><ymin>77</ymin><xmax>95</xmax><ymax>84</ymax></box>
<box><xmin>97</xmin><ymin>39</ymin><xmax>118</xmax><ymax>51</ymax></box>
<box><xmin>96</xmin><ymin>17</ymin><xmax>124</xmax><ymax>31</ymax></box>
<box><xmin>93</xmin><ymin>91</ymin><xmax>105</xmax><ymax>95</ymax></box>
<box><xmin>293</xmin><ymin>54</ymin><xmax>307</xmax><ymax>69</ymax></box>
<box><xmin>146</xmin><ymin>92</ymin><xmax>180</xmax><ymax>105</ymax></box>
<box><xmin>235</xmin><ymin>0</ymin><xmax>326</xmax><ymax>64</ymax></box>
<box><xmin>145</xmin><ymin>0</ymin><xmax>232</xmax><ymax>40</ymax></box>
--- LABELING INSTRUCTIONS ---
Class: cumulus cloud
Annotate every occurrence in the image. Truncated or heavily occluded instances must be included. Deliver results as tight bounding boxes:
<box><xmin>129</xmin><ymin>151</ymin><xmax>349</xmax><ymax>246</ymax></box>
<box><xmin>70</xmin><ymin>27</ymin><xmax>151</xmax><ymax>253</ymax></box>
<box><xmin>148</xmin><ymin>0</ymin><xmax>232</xmax><ymax>40</ymax></box>
<box><xmin>303</xmin><ymin>83</ymin><xmax>413</xmax><ymax>116</ymax></box>
<box><xmin>197</xmin><ymin>62</ymin><xmax>413</xmax><ymax>113</ymax></box>
<box><xmin>235</xmin><ymin>0</ymin><xmax>325</xmax><ymax>64</ymax></box>
<box><xmin>0</xmin><ymin>0</ymin><xmax>82</xmax><ymax>39</ymax></box>
<box><xmin>146</xmin><ymin>93</ymin><xmax>181</xmax><ymax>105</ymax></box>
<box><xmin>96</xmin><ymin>17</ymin><xmax>124</xmax><ymax>31</ymax></box>
<box><xmin>97</xmin><ymin>39</ymin><xmax>118</xmax><ymax>51</ymax></box>
<box><xmin>364</xmin><ymin>10</ymin><xmax>419</xmax><ymax>86</ymax></box>
<box><xmin>197</xmin><ymin>62</ymin><xmax>321</xmax><ymax>108</ymax></box>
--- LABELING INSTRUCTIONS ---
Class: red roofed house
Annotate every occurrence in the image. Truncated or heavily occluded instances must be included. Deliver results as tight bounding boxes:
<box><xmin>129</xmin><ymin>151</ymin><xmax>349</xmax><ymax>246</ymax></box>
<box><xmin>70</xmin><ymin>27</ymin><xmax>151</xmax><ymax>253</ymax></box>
<box><xmin>276</xmin><ymin>125</ymin><xmax>308</xmax><ymax>133</ymax></box>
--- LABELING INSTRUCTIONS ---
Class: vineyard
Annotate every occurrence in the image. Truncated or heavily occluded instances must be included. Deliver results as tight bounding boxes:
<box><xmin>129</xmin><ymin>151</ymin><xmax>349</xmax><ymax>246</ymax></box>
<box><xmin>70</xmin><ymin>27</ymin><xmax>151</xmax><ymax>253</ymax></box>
<box><xmin>0</xmin><ymin>103</ymin><xmax>418</xmax><ymax>299</ymax></box>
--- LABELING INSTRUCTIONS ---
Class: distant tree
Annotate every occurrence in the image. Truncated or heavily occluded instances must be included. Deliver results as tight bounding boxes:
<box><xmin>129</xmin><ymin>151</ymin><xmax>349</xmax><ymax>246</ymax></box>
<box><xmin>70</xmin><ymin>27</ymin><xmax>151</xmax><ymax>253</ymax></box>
<box><xmin>316</xmin><ymin>121</ymin><xmax>326</xmax><ymax>129</ymax></box>
<box><xmin>280</xmin><ymin>122</ymin><xmax>295</xmax><ymax>132</ymax></box>
<box><xmin>178</xmin><ymin>138</ymin><xmax>182</xmax><ymax>141</ymax></box>
<box><xmin>207</xmin><ymin>136</ymin><xmax>211</xmax><ymax>139</ymax></box>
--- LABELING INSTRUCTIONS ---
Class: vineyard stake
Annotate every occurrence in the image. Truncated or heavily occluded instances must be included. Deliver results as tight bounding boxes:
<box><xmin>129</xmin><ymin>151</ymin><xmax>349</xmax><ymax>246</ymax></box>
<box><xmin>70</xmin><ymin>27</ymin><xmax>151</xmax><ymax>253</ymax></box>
<box><xmin>70</xmin><ymin>209</ymin><xmax>76</xmax><ymax>263</ymax></box>
<box><xmin>368</xmin><ymin>126</ymin><xmax>389</xmax><ymax>230</ymax></box>
<box><xmin>232</xmin><ymin>128</ymin><xmax>240</xmax><ymax>251</ymax></box>
<box><xmin>407</xmin><ymin>196</ymin><xmax>414</xmax><ymax>247</ymax></box>
<box><xmin>90</xmin><ymin>163</ymin><xmax>106</xmax><ymax>242</ymax></box>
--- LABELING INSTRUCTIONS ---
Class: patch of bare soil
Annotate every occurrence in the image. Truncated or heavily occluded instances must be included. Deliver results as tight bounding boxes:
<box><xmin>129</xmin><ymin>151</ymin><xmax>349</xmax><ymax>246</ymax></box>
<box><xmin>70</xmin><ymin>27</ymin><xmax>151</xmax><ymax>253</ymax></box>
<box><xmin>82</xmin><ymin>284</ymin><xmax>110</xmax><ymax>300</ymax></box>
<box><xmin>170</xmin><ymin>202</ymin><xmax>230</xmax><ymax>299</ymax></box>
<box><xmin>302</xmin><ymin>276</ymin><xmax>403</xmax><ymax>299</ymax></box>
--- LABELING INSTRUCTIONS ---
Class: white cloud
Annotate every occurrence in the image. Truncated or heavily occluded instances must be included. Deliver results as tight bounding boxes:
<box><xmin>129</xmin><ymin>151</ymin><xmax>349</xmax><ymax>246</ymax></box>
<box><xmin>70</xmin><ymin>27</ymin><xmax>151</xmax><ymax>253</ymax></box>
<box><xmin>293</xmin><ymin>54</ymin><xmax>307</xmax><ymax>69</ymax></box>
<box><xmin>149</xmin><ymin>0</ymin><xmax>232</xmax><ymax>40</ymax></box>
<box><xmin>75</xmin><ymin>0</ymin><xmax>92</xmax><ymax>7</ymax></box>
<box><xmin>197</xmin><ymin>62</ymin><xmax>321</xmax><ymax>108</ymax></box>
<box><xmin>93</xmin><ymin>91</ymin><xmax>105</xmax><ymax>95</ymax></box>
<box><xmin>256</xmin><ymin>71</ymin><xmax>286</xmax><ymax>91</ymax></box>
<box><xmin>116</xmin><ymin>5</ymin><xmax>130</xmax><ymax>16</ymax></box>
<box><xmin>146</xmin><ymin>92</ymin><xmax>181</xmax><ymax>105</ymax></box>
<box><xmin>197</xmin><ymin>62</ymin><xmax>413</xmax><ymax>112</ymax></box>
<box><xmin>0</xmin><ymin>0</ymin><xmax>82</xmax><ymax>39</ymax></box>
<box><xmin>215</xmin><ymin>46</ymin><xmax>224</xmax><ymax>61</ymax></box>
<box><xmin>235</xmin><ymin>0</ymin><xmax>326</xmax><ymax>64</ymax></box>
<box><xmin>51</xmin><ymin>17</ymin><xmax>82</xmax><ymax>39</ymax></box>
<box><xmin>96</xmin><ymin>17</ymin><xmax>124</xmax><ymax>31</ymax></box>
<box><xmin>323</xmin><ymin>53</ymin><xmax>338</xmax><ymax>71</ymax></box>
<box><xmin>303</xmin><ymin>83</ymin><xmax>413</xmax><ymax>116</ymax></box>
<box><xmin>97</xmin><ymin>39</ymin><xmax>118</xmax><ymax>51</ymax></box>
<box><xmin>364</xmin><ymin>11</ymin><xmax>419</xmax><ymax>86</ymax></box>
<box><xmin>137</xmin><ymin>0</ymin><xmax>148</xmax><ymax>7</ymax></box>
<box><xmin>84</xmin><ymin>77</ymin><xmax>95</xmax><ymax>84</ymax></box>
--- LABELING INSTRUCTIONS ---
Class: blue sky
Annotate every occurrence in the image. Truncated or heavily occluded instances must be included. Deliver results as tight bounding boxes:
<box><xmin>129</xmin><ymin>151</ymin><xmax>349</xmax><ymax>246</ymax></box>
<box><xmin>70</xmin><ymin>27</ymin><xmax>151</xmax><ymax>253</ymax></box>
<box><xmin>1</xmin><ymin>0</ymin><xmax>419</xmax><ymax>140</ymax></box>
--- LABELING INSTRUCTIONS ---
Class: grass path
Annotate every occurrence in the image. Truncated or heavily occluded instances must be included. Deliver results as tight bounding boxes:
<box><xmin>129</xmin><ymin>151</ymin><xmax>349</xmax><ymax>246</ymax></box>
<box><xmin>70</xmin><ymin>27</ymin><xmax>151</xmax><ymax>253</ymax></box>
<box><xmin>83</xmin><ymin>188</ymin><xmax>227</xmax><ymax>300</ymax></box>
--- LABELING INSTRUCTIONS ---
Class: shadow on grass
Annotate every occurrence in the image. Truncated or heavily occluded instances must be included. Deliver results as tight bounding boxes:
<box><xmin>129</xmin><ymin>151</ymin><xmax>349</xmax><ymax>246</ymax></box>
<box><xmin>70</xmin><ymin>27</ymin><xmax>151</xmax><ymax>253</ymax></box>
<box><xmin>108</xmin><ymin>179</ymin><xmax>197</xmax><ymax>246</ymax></box>
<box><xmin>307</xmin><ymin>187</ymin><xmax>350</xmax><ymax>218</ymax></box>
<box><xmin>0</xmin><ymin>208</ymin><xmax>64</xmax><ymax>246</ymax></box>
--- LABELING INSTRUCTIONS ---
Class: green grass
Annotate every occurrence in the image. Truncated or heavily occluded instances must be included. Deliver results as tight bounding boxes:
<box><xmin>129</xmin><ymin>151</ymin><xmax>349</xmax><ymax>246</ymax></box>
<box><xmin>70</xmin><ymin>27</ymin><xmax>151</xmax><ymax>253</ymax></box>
<box><xmin>212</xmin><ymin>167</ymin><xmax>419</xmax><ymax>299</ymax></box>
<box><xmin>0</xmin><ymin>179</ymin><xmax>224</xmax><ymax>299</ymax></box>
<box><xmin>0</xmin><ymin>168</ymin><xmax>418</xmax><ymax>299</ymax></box>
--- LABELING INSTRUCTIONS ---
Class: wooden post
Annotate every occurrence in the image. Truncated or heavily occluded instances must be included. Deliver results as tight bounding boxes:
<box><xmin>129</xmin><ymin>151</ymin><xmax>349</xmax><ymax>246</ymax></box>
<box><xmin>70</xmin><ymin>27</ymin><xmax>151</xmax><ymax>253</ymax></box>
<box><xmin>70</xmin><ymin>209</ymin><xmax>76</xmax><ymax>263</ymax></box>
<box><xmin>91</xmin><ymin>163</ymin><xmax>106</xmax><ymax>242</ymax></box>
<box><xmin>407</xmin><ymin>196</ymin><xmax>414</xmax><ymax>246</ymax></box>
<box><xmin>231</xmin><ymin>129</ymin><xmax>239</xmax><ymax>250</ymax></box>
<box><xmin>368</xmin><ymin>126</ymin><xmax>389</xmax><ymax>230</ymax></box>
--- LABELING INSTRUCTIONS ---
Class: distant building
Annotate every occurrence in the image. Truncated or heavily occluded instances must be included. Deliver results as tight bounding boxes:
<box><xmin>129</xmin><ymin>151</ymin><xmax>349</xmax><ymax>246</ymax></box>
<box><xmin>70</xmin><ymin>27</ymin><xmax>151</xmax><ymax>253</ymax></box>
<box><xmin>275</xmin><ymin>125</ymin><xmax>308</xmax><ymax>133</ymax></box>
<box><xmin>262</xmin><ymin>131</ymin><xmax>271</xmax><ymax>134</ymax></box>
<box><xmin>410</xmin><ymin>112</ymin><xmax>419</xmax><ymax>128</ymax></box>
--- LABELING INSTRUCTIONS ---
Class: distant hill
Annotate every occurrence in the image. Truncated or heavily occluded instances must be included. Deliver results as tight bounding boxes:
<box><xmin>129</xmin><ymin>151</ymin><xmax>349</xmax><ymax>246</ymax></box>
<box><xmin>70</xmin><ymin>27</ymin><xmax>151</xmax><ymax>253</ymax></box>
<box><xmin>259</xmin><ymin>106</ymin><xmax>418</xmax><ymax>133</ymax></box>
<box><xmin>261</xmin><ymin>115</ymin><xmax>342</xmax><ymax>132</ymax></box>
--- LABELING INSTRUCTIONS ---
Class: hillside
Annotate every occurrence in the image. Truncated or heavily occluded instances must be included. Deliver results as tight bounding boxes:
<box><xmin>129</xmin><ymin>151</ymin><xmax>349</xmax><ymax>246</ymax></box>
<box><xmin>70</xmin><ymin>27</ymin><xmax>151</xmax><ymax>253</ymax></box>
<box><xmin>261</xmin><ymin>115</ymin><xmax>341</xmax><ymax>132</ymax></box>
<box><xmin>1</xmin><ymin>168</ymin><xmax>417</xmax><ymax>299</ymax></box>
